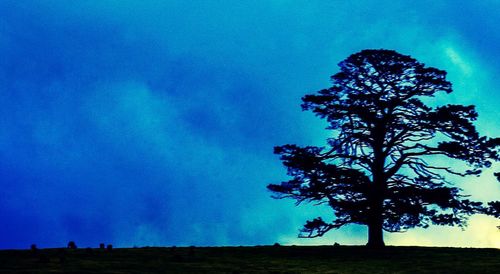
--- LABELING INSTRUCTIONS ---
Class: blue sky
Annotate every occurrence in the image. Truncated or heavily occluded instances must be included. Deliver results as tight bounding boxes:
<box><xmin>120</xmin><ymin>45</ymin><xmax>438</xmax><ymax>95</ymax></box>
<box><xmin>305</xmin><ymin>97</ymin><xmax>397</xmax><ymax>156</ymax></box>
<box><xmin>0</xmin><ymin>0</ymin><xmax>499</xmax><ymax>249</ymax></box>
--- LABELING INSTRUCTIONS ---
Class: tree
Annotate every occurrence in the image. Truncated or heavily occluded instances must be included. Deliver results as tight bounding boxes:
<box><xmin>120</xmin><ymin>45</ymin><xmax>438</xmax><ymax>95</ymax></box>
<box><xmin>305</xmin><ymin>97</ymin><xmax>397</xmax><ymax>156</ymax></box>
<box><xmin>268</xmin><ymin>49</ymin><xmax>499</xmax><ymax>248</ymax></box>
<box><xmin>485</xmin><ymin>173</ymin><xmax>500</xmax><ymax>224</ymax></box>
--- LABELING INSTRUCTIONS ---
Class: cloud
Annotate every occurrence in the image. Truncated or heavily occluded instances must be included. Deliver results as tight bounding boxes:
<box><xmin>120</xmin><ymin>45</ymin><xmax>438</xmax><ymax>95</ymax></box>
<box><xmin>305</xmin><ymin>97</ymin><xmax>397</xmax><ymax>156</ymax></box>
<box><xmin>444</xmin><ymin>46</ymin><xmax>473</xmax><ymax>77</ymax></box>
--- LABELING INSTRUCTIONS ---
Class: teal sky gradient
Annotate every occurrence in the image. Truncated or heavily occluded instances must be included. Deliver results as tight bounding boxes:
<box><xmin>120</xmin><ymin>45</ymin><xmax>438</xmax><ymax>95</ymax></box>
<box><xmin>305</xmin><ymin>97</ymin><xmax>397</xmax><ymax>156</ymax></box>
<box><xmin>0</xmin><ymin>0</ymin><xmax>498</xmax><ymax>248</ymax></box>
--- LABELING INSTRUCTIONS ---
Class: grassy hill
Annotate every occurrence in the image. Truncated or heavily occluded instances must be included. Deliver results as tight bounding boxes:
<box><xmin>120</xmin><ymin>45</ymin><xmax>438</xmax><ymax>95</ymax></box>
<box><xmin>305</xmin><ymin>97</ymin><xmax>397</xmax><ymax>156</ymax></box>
<box><xmin>1</xmin><ymin>245</ymin><xmax>499</xmax><ymax>273</ymax></box>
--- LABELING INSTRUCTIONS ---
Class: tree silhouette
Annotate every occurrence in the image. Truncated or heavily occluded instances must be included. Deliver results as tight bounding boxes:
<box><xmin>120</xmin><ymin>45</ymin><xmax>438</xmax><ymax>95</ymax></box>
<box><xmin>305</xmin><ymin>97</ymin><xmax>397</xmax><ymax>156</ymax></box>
<box><xmin>268</xmin><ymin>49</ymin><xmax>499</xmax><ymax>248</ymax></box>
<box><xmin>486</xmin><ymin>173</ymin><xmax>500</xmax><ymax>223</ymax></box>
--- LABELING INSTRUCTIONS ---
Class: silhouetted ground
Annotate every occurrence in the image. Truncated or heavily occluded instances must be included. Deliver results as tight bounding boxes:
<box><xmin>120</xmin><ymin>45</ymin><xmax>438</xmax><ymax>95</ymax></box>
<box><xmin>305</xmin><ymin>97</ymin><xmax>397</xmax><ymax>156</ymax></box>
<box><xmin>1</xmin><ymin>245</ymin><xmax>499</xmax><ymax>273</ymax></box>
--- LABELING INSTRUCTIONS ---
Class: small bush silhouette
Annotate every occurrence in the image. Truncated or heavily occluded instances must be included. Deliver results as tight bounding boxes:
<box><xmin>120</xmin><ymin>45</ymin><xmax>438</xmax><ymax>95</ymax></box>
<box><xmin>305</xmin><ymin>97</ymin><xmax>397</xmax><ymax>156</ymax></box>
<box><xmin>99</xmin><ymin>243</ymin><xmax>105</xmax><ymax>249</ymax></box>
<box><xmin>30</xmin><ymin>244</ymin><xmax>37</xmax><ymax>251</ymax></box>
<box><xmin>67</xmin><ymin>241</ymin><xmax>77</xmax><ymax>249</ymax></box>
<box><xmin>106</xmin><ymin>244</ymin><xmax>113</xmax><ymax>251</ymax></box>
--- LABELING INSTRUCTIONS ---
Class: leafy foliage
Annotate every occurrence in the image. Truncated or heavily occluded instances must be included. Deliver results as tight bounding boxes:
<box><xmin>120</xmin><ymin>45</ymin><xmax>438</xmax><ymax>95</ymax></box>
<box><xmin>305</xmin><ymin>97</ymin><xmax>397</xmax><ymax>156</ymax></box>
<box><xmin>486</xmin><ymin>173</ymin><xmax>500</xmax><ymax>222</ymax></box>
<box><xmin>268</xmin><ymin>49</ymin><xmax>499</xmax><ymax>244</ymax></box>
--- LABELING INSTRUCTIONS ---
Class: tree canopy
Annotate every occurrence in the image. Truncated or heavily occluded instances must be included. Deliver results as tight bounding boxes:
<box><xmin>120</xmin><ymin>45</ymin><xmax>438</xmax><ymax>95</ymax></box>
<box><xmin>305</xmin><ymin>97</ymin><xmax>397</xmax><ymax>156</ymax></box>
<box><xmin>486</xmin><ymin>173</ymin><xmax>500</xmax><ymax>221</ymax></box>
<box><xmin>268</xmin><ymin>49</ymin><xmax>499</xmax><ymax>247</ymax></box>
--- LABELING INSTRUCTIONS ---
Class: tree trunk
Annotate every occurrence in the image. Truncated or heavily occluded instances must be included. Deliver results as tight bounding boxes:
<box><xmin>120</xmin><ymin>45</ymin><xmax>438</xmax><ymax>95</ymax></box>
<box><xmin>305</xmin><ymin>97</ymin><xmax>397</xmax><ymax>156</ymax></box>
<box><xmin>366</xmin><ymin>217</ymin><xmax>385</xmax><ymax>248</ymax></box>
<box><xmin>366</xmin><ymin>186</ymin><xmax>386</xmax><ymax>248</ymax></box>
<box><xmin>368</xmin><ymin>126</ymin><xmax>387</xmax><ymax>248</ymax></box>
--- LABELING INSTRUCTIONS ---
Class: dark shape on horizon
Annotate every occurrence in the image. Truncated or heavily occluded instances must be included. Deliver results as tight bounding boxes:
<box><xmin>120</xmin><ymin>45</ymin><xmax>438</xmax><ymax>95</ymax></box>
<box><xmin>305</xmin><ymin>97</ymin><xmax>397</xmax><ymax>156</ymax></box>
<box><xmin>68</xmin><ymin>241</ymin><xmax>77</xmax><ymax>249</ymax></box>
<box><xmin>107</xmin><ymin>244</ymin><xmax>113</xmax><ymax>251</ymax></box>
<box><xmin>268</xmin><ymin>49</ymin><xmax>499</xmax><ymax>248</ymax></box>
<box><xmin>100</xmin><ymin>243</ymin><xmax>105</xmax><ymax>249</ymax></box>
<box><xmin>30</xmin><ymin>244</ymin><xmax>37</xmax><ymax>252</ymax></box>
